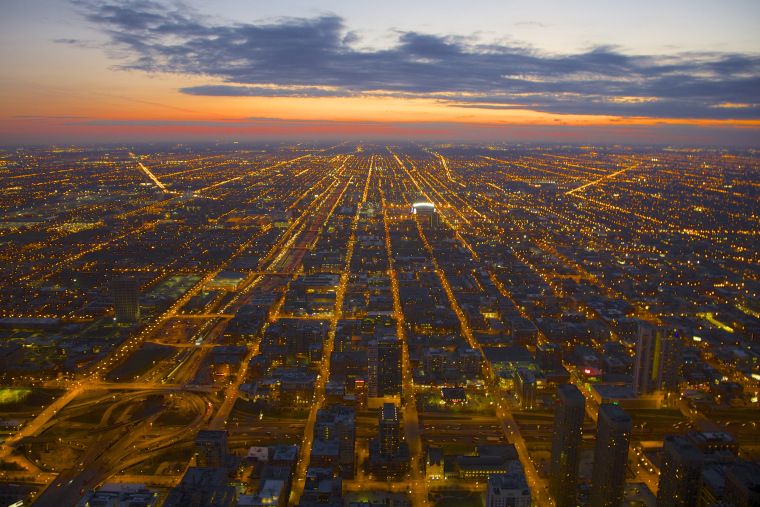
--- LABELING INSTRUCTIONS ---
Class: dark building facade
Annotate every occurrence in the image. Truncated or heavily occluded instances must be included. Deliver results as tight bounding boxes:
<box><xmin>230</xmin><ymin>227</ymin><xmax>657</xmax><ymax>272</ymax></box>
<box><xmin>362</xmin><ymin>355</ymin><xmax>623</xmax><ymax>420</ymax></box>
<box><xmin>112</xmin><ymin>277</ymin><xmax>140</xmax><ymax>323</ymax></box>
<box><xmin>656</xmin><ymin>435</ymin><xmax>704</xmax><ymax>507</ymax></box>
<box><xmin>550</xmin><ymin>383</ymin><xmax>585</xmax><ymax>507</ymax></box>
<box><xmin>368</xmin><ymin>402</ymin><xmax>410</xmax><ymax>478</ymax></box>
<box><xmin>195</xmin><ymin>430</ymin><xmax>229</xmax><ymax>468</ymax></box>
<box><xmin>590</xmin><ymin>403</ymin><xmax>632</xmax><ymax>507</ymax></box>
<box><xmin>723</xmin><ymin>460</ymin><xmax>760</xmax><ymax>507</ymax></box>
<box><xmin>368</xmin><ymin>336</ymin><xmax>402</xmax><ymax>397</ymax></box>
<box><xmin>634</xmin><ymin>323</ymin><xmax>684</xmax><ymax>395</ymax></box>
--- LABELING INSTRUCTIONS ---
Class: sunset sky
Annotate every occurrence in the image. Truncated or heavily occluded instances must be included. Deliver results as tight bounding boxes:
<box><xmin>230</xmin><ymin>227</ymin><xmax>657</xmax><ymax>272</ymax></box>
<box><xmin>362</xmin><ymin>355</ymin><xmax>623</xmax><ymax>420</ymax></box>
<box><xmin>2</xmin><ymin>0</ymin><xmax>759</xmax><ymax>145</ymax></box>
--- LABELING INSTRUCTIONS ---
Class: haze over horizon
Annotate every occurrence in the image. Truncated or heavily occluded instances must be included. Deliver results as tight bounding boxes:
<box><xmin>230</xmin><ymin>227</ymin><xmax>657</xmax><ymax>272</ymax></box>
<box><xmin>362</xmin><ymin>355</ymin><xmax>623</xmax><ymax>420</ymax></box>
<box><xmin>2</xmin><ymin>0</ymin><xmax>759</xmax><ymax>146</ymax></box>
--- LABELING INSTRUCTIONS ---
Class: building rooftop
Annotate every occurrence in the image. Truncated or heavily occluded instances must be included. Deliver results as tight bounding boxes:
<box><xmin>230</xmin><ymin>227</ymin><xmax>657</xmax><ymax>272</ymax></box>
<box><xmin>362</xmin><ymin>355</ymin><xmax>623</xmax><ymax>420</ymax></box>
<box><xmin>557</xmin><ymin>383</ymin><xmax>586</xmax><ymax>403</ymax></box>
<box><xmin>592</xmin><ymin>384</ymin><xmax>638</xmax><ymax>400</ymax></box>
<box><xmin>664</xmin><ymin>435</ymin><xmax>704</xmax><ymax>463</ymax></box>
<box><xmin>598</xmin><ymin>402</ymin><xmax>632</xmax><ymax>423</ymax></box>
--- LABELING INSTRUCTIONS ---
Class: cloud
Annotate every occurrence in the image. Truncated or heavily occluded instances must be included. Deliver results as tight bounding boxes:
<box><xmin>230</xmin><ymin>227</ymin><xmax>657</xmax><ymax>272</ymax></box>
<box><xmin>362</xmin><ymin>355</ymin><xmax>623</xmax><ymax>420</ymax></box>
<box><xmin>74</xmin><ymin>0</ymin><xmax>760</xmax><ymax>119</ymax></box>
<box><xmin>514</xmin><ymin>21</ymin><xmax>549</xmax><ymax>28</ymax></box>
<box><xmin>179</xmin><ymin>85</ymin><xmax>356</xmax><ymax>98</ymax></box>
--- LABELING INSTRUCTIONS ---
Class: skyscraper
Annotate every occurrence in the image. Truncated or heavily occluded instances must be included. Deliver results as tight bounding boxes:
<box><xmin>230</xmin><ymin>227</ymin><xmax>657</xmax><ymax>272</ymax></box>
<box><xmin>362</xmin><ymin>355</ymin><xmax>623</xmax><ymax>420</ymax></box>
<box><xmin>368</xmin><ymin>336</ymin><xmax>402</xmax><ymax>398</ymax></box>
<box><xmin>660</xmin><ymin>328</ymin><xmax>685</xmax><ymax>392</ymax></box>
<box><xmin>590</xmin><ymin>403</ymin><xmax>632</xmax><ymax>507</ymax></box>
<box><xmin>656</xmin><ymin>435</ymin><xmax>704</xmax><ymax>507</ymax></box>
<box><xmin>723</xmin><ymin>460</ymin><xmax>760</xmax><ymax>507</ymax></box>
<box><xmin>634</xmin><ymin>321</ymin><xmax>657</xmax><ymax>395</ymax></box>
<box><xmin>429</xmin><ymin>211</ymin><xmax>442</xmax><ymax>229</ymax></box>
<box><xmin>112</xmin><ymin>277</ymin><xmax>140</xmax><ymax>323</ymax></box>
<box><xmin>633</xmin><ymin>322</ymin><xmax>684</xmax><ymax>395</ymax></box>
<box><xmin>368</xmin><ymin>402</ymin><xmax>410</xmax><ymax>477</ymax></box>
<box><xmin>550</xmin><ymin>383</ymin><xmax>585</xmax><ymax>507</ymax></box>
<box><xmin>378</xmin><ymin>402</ymin><xmax>400</xmax><ymax>456</ymax></box>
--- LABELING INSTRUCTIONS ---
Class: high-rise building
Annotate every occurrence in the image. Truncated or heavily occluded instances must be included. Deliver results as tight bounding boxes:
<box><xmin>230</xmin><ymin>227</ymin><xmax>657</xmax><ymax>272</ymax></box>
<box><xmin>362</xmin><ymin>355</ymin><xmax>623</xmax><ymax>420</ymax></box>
<box><xmin>590</xmin><ymin>403</ymin><xmax>632</xmax><ymax>507</ymax></box>
<box><xmin>378</xmin><ymin>402</ymin><xmax>400</xmax><ymax>456</ymax></box>
<box><xmin>112</xmin><ymin>277</ymin><xmax>140</xmax><ymax>323</ymax></box>
<box><xmin>660</xmin><ymin>329</ymin><xmax>685</xmax><ymax>392</ymax></box>
<box><xmin>550</xmin><ymin>383</ymin><xmax>585</xmax><ymax>507</ymax></box>
<box><xmin>656</xmin><ymin>435</ymin><xmax>704</xmax><ymax>507</ymax></box>
<box><xmin>723</xmin><ymin>460</ymin><xmax>760</xmax><ymax>507</ymax></box>
<box><xmin>634</xmin><ymin>321</ymin><xmax>657</xmax><ymax>395</ymax></box>
<box><xmin>368</xmin><ymin>402</ymin><xmax>410</xmax><ymax>478</ymax></box>
<box><xmin>368</xmin><ymin>336</ymin><xmax>402</xmax><ymax>398</ymax></box>
<box><xmin>514</xmin><ymin>369</ymin><xmax>537</xmax><ymax>409</ymax></box>
<box><xmin>536</xmin><ymin>342</ymin><xmax>563</xmax><ymax>371</ymax></box>
<box><xmin>195</xmin><ymin>430</ymin><xmax>229</xmax><ymax>468</ymax></box>
<box><xmin>634</xmin><ymin>323</ymin><xmax>684</xmax><ymax>395</ymax></box>
<box><xmin>429</xmin><ymin>211</ymin><xmax>442</xmax><ymax>229</ymax></box>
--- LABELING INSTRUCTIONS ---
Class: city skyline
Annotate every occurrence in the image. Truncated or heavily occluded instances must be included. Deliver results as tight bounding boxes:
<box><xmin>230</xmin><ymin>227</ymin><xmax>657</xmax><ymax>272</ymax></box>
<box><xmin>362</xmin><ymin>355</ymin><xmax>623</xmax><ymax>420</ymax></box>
<box><xmin>2</xmin><ymin>0</ymin><xmax>759</xmax><ymax>145</ymax></box>
<box><xmin>0</xmin><ymin>143</ymin><xmax>759</xmax><ymax>506</ymax></box>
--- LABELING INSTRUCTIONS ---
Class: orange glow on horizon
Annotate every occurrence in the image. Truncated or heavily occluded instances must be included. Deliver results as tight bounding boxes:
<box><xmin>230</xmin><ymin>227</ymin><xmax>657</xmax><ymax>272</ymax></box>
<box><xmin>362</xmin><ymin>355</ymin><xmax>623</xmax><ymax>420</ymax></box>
<box><xmin>4</xmin><ymin>70</ymin><xmax>759</xmax><ymax>133</ymax></box>
<box><xmin>3</xmin><ymin>70</ymin><xmax>758</xmax><ymax>144</ymax></box>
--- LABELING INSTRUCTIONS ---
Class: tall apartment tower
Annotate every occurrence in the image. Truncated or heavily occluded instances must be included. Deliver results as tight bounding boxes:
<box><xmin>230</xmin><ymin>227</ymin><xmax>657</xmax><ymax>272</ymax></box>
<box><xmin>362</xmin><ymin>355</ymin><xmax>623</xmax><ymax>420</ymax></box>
<box><xmin>429</xmin><ymin>211</ymin><xmax>442</xmax><ymax>229</ymax></box>
<box><xmin>550</xmin><ymin>384</ymin><xmax>586</xmax><ymax>507</ymax></box>
<box><xmin>634</xmin><ymin>322</ymin><xmax>684</xmax><ymax>395</ymax></box>
<box><xmin>590</xmin><ymin>403</ymin><xmax>632</xmax><ymax>507</ymax></box>
<box><xmin>723</xmin><ymin>460</ymin><xmax>760</xmax><ymax>507</ymax></box>
<box><xmin>368</xmin><ymin>401</ymin><xmax>410</xmax><ymax>477</ymax></box>
<box><xmin>368</xmin><ymin>336</ymin><xmax>402</xmax><ymax>398</ymax></box>
<box><xmin>378</xmin><ymin>402</ymin><xmax>401</xmax><ymax>457</ymax></box>
<box><xmin>194</xmin><ymin>430</ymin><xmax>229</xmax><ymax>467</ymax></box>
<box><xmin>656</xmin><ymin>435</ymin><xmax>704</xmax><ymax>507</ymax></box>
<box><xmin>660</xmin><ymin>328</ymin><xmax>685</xmax><ymax>392</ymax></box>
<box><xmin>112</xmin><ymin>277</ymin><xmax>140</xmax><ymax>323</ymax></box>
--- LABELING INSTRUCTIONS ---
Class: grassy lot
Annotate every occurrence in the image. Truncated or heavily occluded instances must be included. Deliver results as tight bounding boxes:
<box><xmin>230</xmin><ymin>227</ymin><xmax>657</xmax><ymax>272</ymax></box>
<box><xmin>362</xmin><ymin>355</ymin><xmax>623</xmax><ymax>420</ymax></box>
<box><xmin>230</xmin><ymin>398</ymin><xmax>310</xmax><ymax>420</ymax></box>
<box><xmin>417</xmin><ymin>392</ymin><xmax>495</xmax><ymax>415</ymax></box>
<box><xmin>0</xmin><ymin>388</ymin><xmax>32</xmax><ymax>405</ymax></box>
<box><xmin>0</xmin><ymin>388</ymin><xmax>63</xmax><ymax>413</ymax></box>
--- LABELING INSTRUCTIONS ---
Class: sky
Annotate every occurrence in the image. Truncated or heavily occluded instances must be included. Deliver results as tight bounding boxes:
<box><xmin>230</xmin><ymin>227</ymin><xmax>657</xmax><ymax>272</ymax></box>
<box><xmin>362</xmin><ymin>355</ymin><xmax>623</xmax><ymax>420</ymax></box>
<box><xmin>1</xmin><ymin>0</ymin><xmax>759</xmax><ymax>146</ymax></box>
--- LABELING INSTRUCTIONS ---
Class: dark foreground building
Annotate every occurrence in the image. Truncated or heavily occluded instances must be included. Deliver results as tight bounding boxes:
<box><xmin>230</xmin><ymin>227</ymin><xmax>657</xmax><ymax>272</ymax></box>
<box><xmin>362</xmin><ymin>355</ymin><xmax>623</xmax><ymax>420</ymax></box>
<box><xmin>590</xmin><ymin>403</ymin><xmax>631</xmax><ymax>507</ymax></box>
<box><xmin>550</xmin><ymin>383</ymin><xmax>585</xmax><ymax>507</ymax></box>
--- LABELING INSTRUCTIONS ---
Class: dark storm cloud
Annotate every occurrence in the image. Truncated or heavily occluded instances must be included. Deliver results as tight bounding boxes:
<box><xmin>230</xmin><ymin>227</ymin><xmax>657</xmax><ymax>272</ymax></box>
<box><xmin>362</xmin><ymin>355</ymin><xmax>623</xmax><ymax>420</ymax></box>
<box><xmin>74</xmin><ymin>0</ymin><xmax>760</xmax><ymax>119</ymax></box>
<box><xmin>180</xmin><ymin>85</ymin><xmax>356</xmax><ymax>98</ymax></box>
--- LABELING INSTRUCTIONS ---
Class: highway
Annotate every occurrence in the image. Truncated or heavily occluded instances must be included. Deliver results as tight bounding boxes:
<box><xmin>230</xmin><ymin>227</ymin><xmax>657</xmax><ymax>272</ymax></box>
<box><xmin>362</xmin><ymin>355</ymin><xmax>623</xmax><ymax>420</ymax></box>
<box><xmin>30</xmin><ymin>390</ymin><xmax>209</xmax><ymax>506</ymax></box>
